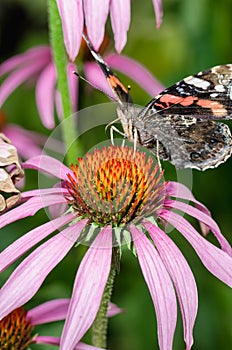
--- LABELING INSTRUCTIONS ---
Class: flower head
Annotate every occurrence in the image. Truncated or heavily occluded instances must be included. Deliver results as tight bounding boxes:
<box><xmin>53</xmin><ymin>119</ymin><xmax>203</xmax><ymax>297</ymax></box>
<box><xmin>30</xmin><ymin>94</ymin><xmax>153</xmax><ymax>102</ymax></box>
<box><xmin>0</xmin><ymin>299</ymin><xmax>120</xmax><ymax>349</ymax></box>
<box><xmin>0</xmin><ymin>145</ymin><xmax>232</xmax><ymax>350</ymax></box>
<box><xmin>65</xmin><ymin>146</ymin><xmax>166</xmax><ymax>226</ymax></box>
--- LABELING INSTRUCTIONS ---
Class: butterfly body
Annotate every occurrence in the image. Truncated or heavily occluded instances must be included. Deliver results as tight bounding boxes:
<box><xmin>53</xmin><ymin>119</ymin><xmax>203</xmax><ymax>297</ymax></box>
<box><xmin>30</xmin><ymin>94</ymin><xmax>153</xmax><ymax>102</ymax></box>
<box><xmin>83</xmin><ymin>34</ymin><xmax>232</xmax><ymax>170</ymax></box>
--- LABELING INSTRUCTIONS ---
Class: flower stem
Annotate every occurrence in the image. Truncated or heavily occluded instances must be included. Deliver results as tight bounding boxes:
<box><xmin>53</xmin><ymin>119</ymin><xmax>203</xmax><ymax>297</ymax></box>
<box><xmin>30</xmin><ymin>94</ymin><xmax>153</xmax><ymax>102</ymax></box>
<box><xmin>92</xmin><ymin>264</ymin><xmax>116</xmax><ymax>348</ymax></box>
<box><xmin>47</xmin><ymin>0</ymin><xmax>83</xmax><ymax>164</ymax></box>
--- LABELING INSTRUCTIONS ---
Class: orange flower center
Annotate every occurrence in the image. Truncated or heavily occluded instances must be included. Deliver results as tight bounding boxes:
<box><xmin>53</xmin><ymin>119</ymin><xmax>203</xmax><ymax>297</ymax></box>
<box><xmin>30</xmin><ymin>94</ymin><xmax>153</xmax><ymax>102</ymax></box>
<box><xmin>0</xmin><ymin>307</ymin><xmax>34</xmax><ymax>350</ymax></box>
<box><xmin>65</xmin><ymin>146</ymin><xmax>167</xmax><ymax>227</ymax></box>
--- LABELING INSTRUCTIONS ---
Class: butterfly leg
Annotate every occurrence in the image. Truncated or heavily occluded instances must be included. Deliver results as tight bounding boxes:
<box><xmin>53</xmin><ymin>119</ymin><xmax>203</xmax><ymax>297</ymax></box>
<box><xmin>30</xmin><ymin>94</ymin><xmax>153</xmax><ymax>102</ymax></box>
<box><xmin>155</xmin><ymin>140</ymin><xmax>162</xmax><ymax>171</ymax></box>
<box><xmin>109</xmin><ymin>125</ymin><xmax>127</xmax><ymax>146</ymax></box>
<box><xmin>132</xmin><ymin>127</ymin><xmax>138</xmax><ymax>157</ymax></box>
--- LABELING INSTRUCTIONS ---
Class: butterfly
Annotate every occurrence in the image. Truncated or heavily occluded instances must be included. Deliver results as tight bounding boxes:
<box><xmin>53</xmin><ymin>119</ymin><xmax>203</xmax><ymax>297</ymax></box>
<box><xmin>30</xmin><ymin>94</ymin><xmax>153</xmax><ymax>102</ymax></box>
<box><xmin>83</xmin><ymin>34</ymin><xmax>232</xmax><ymax>170</ymax></box>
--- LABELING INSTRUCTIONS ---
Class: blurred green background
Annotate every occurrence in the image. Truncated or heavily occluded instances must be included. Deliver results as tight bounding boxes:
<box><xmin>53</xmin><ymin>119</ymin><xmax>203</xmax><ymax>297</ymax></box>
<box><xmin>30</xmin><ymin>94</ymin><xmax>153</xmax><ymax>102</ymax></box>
<box><xmin>1</xmin><ymin>0</ymin><xmax>232</xmax><ymax>349</ymax></box>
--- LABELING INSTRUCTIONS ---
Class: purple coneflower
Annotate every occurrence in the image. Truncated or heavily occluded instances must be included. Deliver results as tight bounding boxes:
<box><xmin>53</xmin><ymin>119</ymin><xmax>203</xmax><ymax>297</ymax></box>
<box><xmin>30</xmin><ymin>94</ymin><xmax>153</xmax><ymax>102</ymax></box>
<box><xmin>0</xmin><ymin>298</ymin><xmax>121</xmax><ymax>349</ymax></box>
<box><xmin>0</xmin><ymin>145</ymin><xmax>232</xmax><ymax>350</ymax></box>
<box><xmin>56</xmin><ymin>0</ymin><xmax>163</xmax><ymax>61</ymax></box>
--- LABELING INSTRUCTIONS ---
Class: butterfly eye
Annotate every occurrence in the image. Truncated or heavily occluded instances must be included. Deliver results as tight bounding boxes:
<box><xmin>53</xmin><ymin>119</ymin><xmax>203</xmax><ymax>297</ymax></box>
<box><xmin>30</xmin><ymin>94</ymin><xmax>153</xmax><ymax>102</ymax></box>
<box><xmin>190</xmin><ymin>151</ymin><xmax>201</xmax><ymax>160</ymax></box>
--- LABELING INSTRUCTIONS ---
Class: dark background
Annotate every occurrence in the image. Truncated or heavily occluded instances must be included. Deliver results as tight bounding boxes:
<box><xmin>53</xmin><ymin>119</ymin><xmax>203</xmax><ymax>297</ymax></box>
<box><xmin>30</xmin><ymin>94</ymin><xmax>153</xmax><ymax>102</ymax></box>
<box><xmin>1</xmin><ymin>0</ymin><xmax>232</xmax><ymax>349</ymax></box>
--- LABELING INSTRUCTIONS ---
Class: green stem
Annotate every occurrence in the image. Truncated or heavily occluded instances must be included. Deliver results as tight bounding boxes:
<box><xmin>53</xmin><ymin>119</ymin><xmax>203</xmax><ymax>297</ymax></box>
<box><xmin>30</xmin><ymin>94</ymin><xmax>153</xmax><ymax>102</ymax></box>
<box><xmin>92</xmin><ymin>264</ymin><xmax>116</xmax><ymax>348</ymax></box>
<box><xmin>47</xmin><ymin>0</ymin><xmax>83</xmax><ymax>164</ymax></box>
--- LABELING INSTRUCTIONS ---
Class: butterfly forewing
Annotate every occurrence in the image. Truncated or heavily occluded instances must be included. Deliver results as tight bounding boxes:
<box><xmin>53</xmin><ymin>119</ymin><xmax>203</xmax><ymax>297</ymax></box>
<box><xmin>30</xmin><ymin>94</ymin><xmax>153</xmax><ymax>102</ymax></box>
<box><xmin>147</xmin><ymin>64</ymin><xmax>232</xmax><ymax>120</ymax></box>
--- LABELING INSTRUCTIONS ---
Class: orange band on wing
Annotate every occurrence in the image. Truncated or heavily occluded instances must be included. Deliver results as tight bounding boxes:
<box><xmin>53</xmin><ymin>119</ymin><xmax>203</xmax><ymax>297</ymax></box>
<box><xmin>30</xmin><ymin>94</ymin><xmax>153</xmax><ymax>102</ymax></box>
<box><xmin>107</xmin><ymin>75</ymin><xmax>128</xmax><ymax>94</ymax></box>
<box><xmin>197</xmin><ymin>99</ymin><xmax>227</xmax><ymax>116</ymax></box>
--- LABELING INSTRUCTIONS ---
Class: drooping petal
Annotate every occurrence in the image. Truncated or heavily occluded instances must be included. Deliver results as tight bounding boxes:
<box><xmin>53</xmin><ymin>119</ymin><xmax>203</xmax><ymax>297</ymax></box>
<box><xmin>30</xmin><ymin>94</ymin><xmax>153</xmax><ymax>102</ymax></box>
<box><xmin>164</xmin><ymin>199</ymin><xmax>232</xmax><ymax>255</ymax></box>
<box><xmin>0</xmin><ymin>57</ymin><xmax>49</xmax><ymax>106</ymax></box>
<box><xmin>166</xmin><ymin>181</ymin><xmax>211</xmax><ymax>236</ymax></box>
<box><xmin>84</xmin><ymin>0</ymin><xmax>110</xmax><ymax>51</ymax></box>
<box><xmin>106</xmin><ymin>54</ymin><xmax>164</xmax><ymax>96</ymax></box>
<box><xmin>3</xmin><ymin>125</ymin><xmax>43</xmax><ymax>159</ymax></box>
<box><xmin>107</xmin><ymin>302</ymin><xmax>123</xmax><ymax>317</ymax></box>
<box><xmin>35</xmin><ymin>335</ymin><xmax>104</xmax><ymax>350</ymax></box>
<box><xmin>110</xmin><ymin>0</ymin><xmax>130</xmax><ymax>52</ymax></box>
<box><xmin>28</xmin><ymin>299</ymin><xmax>69</xmax><ymax>325</ymax></box>
<box><xmin>83</xmin><ymin>62</ymin><xmax>115</xmax><ymax>100</ymax></box>
<box><xmin>35</xmin><ymin>62</ymin><xmax>56</xmax><ymax>129</ymax></box>
<box><xmin>0</xmin><ymin>213</ymin><xmax>75</xmax><ymax>272</ymax></box>
<box><xmin>56</xmin><ymin>0</ymin><xmax>84</xmax><ymax>61</ymax></box>
<box><xmin>0</xmin><ymin>220</ymin><xmax>87</xmax><ymax>320</ymax></box>
<box><xmin>152</xmin><ymin>0</ymin><xmax>163</xmax><ymax>28</ymax></box>
<box><xmin>0</xmin><ymin>46</ymin><xmax>51</xmax><ymax>76</ymax></box>
<box><xmin>0</xmin><ymin>194</ymin><xmax>67</xmax><ymax>230</ymax></box>
<box><xmin>21</xmin><ymin>187</ymin><xmax>67</xmax><ymax>199</ymax></box>
<box><xmin>160</xmin><ymin>210</ymin><xmax>232</xmax><ymax>288</ymax></box>
<box><xmin>143</xmin><ymin>220</ymin><xmax>198</xmax><ymax>350</ymax></box>
<box><xmin>60</xmin><ymin>226</ymin><xmax>112</xmax><ymax>350</ymax></box>
<box><xmin>23</xmin><ymin>155</ymin><xmax>72</xmax><ymax>180</ymax></box>
<box><xmin>166</xmin><ymin>181</ymin><xmax>210</xmax><ymax>216</ymax></box>
<box><xmin>33</xmin><ymin>335</ymin><xmax>60</xmax><ymax>346</ymax></box>
<box><xmin>130</xmin><ymin>224</ymin><xmax>177</xmax><ymax>350</ymax></box>
<box><xmin>3</xmin><ymin>123</ymin><xmax>65</xmax><ymax>160</ymax></box>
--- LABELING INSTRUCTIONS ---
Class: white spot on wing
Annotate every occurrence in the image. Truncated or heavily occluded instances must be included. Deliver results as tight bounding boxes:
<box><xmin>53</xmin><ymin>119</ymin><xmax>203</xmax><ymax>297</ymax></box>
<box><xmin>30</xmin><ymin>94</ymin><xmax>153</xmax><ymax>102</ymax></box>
<box><xmin>214</xmin><ymin>84</ymin><xmax>225</xmax><ymax>92</ymax></box>
<box><xmin>184</xmin><ymin>76</ymin><xmax>210</xmax><ymax>89</ymax></box>
<box><xmin>210</xmin><ymin>93</ymin><xmax>218</xmax><ymax>98</ymax></box>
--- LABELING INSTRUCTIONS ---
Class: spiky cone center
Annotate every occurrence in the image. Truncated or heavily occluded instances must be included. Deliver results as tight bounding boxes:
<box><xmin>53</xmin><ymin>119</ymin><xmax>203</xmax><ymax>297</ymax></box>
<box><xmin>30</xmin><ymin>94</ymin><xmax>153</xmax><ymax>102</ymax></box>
<box><xmin>65</xmin><ymin>146</ymin><xmax>167</xmax><ymax>227</ymax></box>
<box><xmin>0</xmin><ymin>307</ymin><xmax>35</xmax><ymax>350</ymax></box>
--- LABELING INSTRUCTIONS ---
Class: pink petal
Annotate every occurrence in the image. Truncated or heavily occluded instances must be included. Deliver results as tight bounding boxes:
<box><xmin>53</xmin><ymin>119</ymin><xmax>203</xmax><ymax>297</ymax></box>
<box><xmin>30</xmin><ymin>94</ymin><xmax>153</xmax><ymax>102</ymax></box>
<box><xmin>130</xmin><ymin>224</ymin><xmax>177</xmax><ymax>350</ymax></box>
<box><xmin>84</xmin><ymin>62</ymin><xmax>115</xmax><ymax>100</ymax></box>
<box><xmin>0</xmin><ymin>46</ymin><xmax>51</xmax><ymax>76</ymax></box>
<box><xmin>107</xmin><ymin>302</ymin><xmax>123</xmax><ymax>317</ymax></box>
<box><xmin>0</xmin><ymin>213</ymin><xmax>75</xmax><ymax>272</ymax></box>
<box><xmin>84</xmin><ymin>0</ymin><xmax>110</xmax><ymax>51</ymax></box>
<box><xmin>67</xmin><ymin>62</ymin><xmax>78</xmax><ymax>112</ymax></box>
<box><xmin>3</xmin><ymin>124</ymin><xmax>65</xmax><ymax>159</ymax></box>
<box><xmin>110</xmin><ymin>0</ymin><xmax>130</xmax><ymax>52</ymax></box>
<box><xmin>166</xmin><ymin>181</ymin><xmax>211</xmax><ymax>218</ymax></box>
<box><xmin>3</xmin><ymin>125</ymin><xmax>43</xmax><ymax>159</ymax></box>
<box><xmin>106</xmin><ymin>54</ymin><xmax>164</xmax><ymax>96</ymax></box>
<box><xmin>23</xmin><ymin>155</ymin><xmax>72</xmax><ymax>180</ymax></box>
<box><xmin>143</xmin><ymin>220</ymin><xmax>198</xmax><ymax>350</ymax></box>
<box><xmin>35</xmin><ymin>62</ymin><xmax>56</xmax><ymax>129</ymax></box>
<box><xmin>0</xmin><ymin>220</ymin><xmax>87</xmax><ymax>320</ymax></box>
<box><xmin>0</xmin><ymin>194</ymin><xmax>66</xmax><ymax>229</ymax></box>
<box><xmin>35</xmin><ymin>336</ymin><xmax>103</xmax><ymax>350</ymax></box>
<box><xmin>56</xmin><ymin>0</ymin><xmax>83</xmax><ymax>61</ymax></box>
<box><xmin>21</xmin><ymin>187</ymin><xmax>67</xmax><ymax>198</ymax></box>
<box><xmin>34</xmin><ymin>335</ymin><xmax>60</xmax><ymax>345</ymax></box>
<box><xmin>60</xmin><ymin>226</ymin><xmax>112</xmax><ymax>350</ymax></box>
<box><xmin>0</xmin><ymin>57</ymin><xmax>49</xmax><ymax>106</ymax></box>
<box><xmin>152</xmin><ymin>0</ymin><xmax>163</xmax><ymax>28</ymax></box>
<box><xmin>166</xmin><ymin>181</ymin><xmax>211</xmax><ymax>236</ymax></box>
<box><xmin>28</xmin><ymin>299</ymin><xmax>69</xmax><ymax>325</ymax></box>
<box><xmin>164</xmin><ymin>199</ymin><xmax>232</xmax><ymax>255</ymax></box>
<box><xmin>160</xmin><ymin>210</ymin><xmax>232</xmax><ymax>288</ymax></box>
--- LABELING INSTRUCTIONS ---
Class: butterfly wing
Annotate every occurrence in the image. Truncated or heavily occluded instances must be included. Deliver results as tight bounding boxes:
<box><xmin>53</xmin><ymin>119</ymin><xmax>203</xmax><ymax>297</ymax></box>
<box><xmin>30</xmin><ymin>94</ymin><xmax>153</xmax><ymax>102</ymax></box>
<box><xmin>145</xmin><ymin>65</ymin><xmax>232</xmax><ymax>120</ymax></box>
<box><xmin>136</xmin><ymin>115</ymin><xmax>232</xmax><ymax>170</ymax></box>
